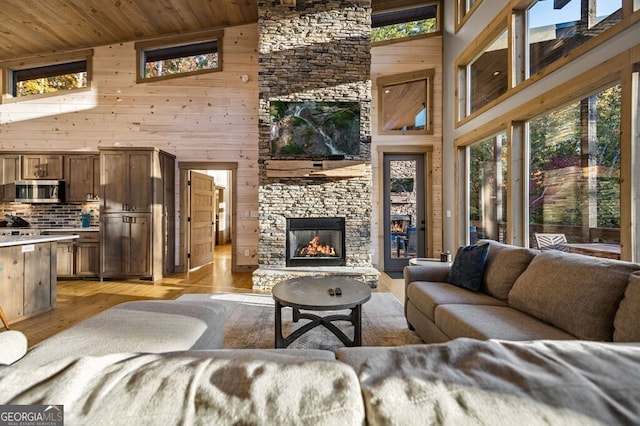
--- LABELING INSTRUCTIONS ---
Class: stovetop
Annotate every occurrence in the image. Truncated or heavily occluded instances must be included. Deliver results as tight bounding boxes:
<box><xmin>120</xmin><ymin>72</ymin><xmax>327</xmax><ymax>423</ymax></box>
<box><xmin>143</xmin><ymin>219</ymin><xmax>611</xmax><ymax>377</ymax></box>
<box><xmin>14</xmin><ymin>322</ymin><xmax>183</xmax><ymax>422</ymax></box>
<box><xmin>0</xmin><ymin>229</ymin><xmax>40</xmax><ymax>236</ymax></box>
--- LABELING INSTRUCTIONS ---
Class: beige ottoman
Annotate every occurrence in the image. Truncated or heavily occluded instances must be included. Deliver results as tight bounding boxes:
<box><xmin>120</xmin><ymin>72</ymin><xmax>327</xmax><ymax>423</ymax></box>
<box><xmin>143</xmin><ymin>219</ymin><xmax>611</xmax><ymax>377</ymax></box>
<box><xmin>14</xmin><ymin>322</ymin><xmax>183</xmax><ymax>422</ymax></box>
<box><xmin>18</xmin><ymin>299</ymin><xmax>227</xmax><ymax>366</ymax></box>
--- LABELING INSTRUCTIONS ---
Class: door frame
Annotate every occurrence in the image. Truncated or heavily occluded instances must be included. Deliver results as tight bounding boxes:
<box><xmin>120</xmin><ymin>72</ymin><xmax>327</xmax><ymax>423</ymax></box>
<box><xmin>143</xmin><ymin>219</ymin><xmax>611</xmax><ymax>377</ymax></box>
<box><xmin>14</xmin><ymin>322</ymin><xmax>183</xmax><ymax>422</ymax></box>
<box><xmin>376</xmin><ymin>145</ymin><xmax>433</xmax><ymax>270</ymax></box>
<box><xmin>177</xmin><ymin>161</ymin><xmax>238</xmax><ymax>273</ymax></box>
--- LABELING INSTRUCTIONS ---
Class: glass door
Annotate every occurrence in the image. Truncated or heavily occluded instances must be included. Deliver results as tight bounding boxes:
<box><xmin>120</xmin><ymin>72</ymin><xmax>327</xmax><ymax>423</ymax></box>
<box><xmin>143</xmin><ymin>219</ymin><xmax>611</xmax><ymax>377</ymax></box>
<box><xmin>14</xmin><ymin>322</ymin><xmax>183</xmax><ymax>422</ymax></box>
<box><xmin>383</xmin><ymin>154</ymin><xmax>426</xmax><ymax>272</ymax></box>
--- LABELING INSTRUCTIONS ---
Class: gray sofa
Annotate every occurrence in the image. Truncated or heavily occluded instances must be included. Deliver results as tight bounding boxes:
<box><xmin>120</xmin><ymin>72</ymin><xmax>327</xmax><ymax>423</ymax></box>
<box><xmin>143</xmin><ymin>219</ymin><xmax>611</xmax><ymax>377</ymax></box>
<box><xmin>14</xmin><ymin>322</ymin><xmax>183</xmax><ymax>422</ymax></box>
<box><xmin>2</xmin><ymin>262</ymin><xmax>640</xmax><ymax>424</ymax></box>
<box><xmin>404</xmin><ymin>240</ymin><xmax>640</xmax><ymax>343</ymax></box>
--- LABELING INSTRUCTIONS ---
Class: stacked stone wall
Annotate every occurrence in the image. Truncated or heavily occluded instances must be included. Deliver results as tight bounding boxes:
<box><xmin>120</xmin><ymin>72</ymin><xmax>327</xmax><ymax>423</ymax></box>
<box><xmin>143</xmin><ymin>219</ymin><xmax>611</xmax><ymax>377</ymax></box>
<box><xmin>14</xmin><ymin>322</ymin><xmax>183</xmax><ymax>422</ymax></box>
<box><xmin>256</xmin><ymin>0</ymin><xmax>373</xmax><ymax>271</ymax></box>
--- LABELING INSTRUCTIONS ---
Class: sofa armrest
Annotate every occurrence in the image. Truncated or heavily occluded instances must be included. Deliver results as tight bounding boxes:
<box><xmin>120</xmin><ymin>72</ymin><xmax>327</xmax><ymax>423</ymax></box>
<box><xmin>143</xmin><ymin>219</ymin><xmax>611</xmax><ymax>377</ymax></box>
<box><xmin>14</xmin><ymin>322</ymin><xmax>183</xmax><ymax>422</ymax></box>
<box><xmin>403</xmin><ymin>264</ymin><xmax>451</xmax><ymax>311</ymax></box>
<box><xmin>403</xmin><ymin>264</ymin><xmax>451</xmax><ymax>285</ymax></box>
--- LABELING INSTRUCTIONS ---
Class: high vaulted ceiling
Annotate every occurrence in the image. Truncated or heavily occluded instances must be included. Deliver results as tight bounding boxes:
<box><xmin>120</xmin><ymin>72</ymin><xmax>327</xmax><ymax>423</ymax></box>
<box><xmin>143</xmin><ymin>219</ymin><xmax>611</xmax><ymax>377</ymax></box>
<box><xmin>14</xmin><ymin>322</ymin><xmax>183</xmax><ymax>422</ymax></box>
<box><xmin>0</xmin><ymin>0</ymin><xmax>420</xmax><ymax>62</ymax></box>
<box><xmin>0</xmin><ymin>0</ymin><xmax>257</xmax><ymax>62</ymax></box>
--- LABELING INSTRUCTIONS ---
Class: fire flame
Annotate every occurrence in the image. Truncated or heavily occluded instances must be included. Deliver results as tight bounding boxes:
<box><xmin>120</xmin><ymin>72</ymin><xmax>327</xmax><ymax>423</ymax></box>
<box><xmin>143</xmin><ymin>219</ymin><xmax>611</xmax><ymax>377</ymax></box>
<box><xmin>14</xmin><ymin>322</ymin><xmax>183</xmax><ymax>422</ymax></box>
<box><xmin>299</xmin><ymin>235</ymin><xmax>337</xmax><ymax>257</ymax></box>
<box><xmin>391</xmin><ymin>221</ymin><xmax>405</xmax><ymax>233</ymax></box>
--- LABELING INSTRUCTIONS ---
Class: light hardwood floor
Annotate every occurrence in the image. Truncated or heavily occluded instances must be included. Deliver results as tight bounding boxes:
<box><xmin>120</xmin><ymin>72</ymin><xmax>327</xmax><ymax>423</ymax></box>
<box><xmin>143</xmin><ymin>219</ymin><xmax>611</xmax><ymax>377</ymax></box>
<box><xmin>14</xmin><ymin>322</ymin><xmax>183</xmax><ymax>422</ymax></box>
<box><xmin>10</xmin><ymin>244</ymin><xmax>405</xmax><ymax>347</ymax></box>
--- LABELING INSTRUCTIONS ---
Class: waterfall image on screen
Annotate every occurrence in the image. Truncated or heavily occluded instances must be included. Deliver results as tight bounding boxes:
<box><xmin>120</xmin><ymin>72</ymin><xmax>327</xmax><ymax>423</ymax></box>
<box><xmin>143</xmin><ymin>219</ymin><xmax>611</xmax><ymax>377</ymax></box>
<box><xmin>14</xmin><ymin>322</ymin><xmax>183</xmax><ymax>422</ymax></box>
<box><xmin>270</xmin><ymin>101</ymin><xmax>361</xmax><ymax>157</ymax></box>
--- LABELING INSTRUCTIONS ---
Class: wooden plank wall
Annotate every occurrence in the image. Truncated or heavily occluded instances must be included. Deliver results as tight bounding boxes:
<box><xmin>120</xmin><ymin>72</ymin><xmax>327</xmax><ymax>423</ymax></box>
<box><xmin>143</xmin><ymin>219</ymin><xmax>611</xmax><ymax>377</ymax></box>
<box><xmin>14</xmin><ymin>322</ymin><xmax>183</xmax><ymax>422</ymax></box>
<box><xmin>0</xmin><ymin>23</ymin><xmax>260</xmax><ymax>269</ymax></box>
<box><xmin>0</xmin><ymin>24</ymin><xmax>444</xmax><ymax>271</ymax></box>
<box><xmin>371</xmin><ymin>34</ymin><xmax>444</xmax><ymax>266</ymax></box>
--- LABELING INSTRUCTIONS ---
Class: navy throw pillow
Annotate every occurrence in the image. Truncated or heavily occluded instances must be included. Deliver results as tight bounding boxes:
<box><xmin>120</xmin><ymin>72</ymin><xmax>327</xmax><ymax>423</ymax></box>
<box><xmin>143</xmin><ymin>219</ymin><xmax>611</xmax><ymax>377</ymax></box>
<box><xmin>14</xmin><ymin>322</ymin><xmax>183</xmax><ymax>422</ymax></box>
<box><xmin>446</xmin><ymin>243</ymin><xmax>490</xmax><ymax>292</ymax></box>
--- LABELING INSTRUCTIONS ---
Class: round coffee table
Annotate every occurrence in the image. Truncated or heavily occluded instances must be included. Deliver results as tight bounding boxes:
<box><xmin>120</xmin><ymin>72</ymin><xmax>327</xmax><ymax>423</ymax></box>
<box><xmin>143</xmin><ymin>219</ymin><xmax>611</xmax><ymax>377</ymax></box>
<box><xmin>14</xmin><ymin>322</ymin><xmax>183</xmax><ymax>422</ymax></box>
<box><xmin>272</xmin><ymin>276</ymin><xmax>372</xmax><ymax>348</ymax></box>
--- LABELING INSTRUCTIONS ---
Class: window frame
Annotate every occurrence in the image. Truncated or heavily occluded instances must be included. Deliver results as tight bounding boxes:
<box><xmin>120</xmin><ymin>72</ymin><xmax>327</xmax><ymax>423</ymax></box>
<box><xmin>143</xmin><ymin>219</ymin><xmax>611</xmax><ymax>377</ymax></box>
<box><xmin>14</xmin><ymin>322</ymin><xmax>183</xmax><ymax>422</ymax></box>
<box><xmin>135</xmin><ymin>30</ymin><xmax>223</xmax><ymax>84</ymax></box>
<box><xmin>0</xmin><ymin>49</ymin><xmax>93</xmax><ymax>103</ymax></box>
<box><xmin>377</xmin><ymin>69</ymin><xmax>435</xmax><ymax>135</ymax></box>
<box><xmin>455</xmin><ymin>0</ymin><xmax>636</xmax><ymax>128</ymax></box>
<box><xmin>524</xmin><ymin>0</ymin><xmax>624</xmax><ymax>80</ymax></box>
<box><xmin>455</xmin><ymin>9</ymin><xmax>511</xmax><ymax>124</ymax></box>
<box><xmin>371</xmin><ymin>1</ymin><xmax>441</xmax><ymax>46</ymax></box>
<box><xmin>455</xmin><ymin>0</ymin><xmax>484</xmax><ymax>32</ymax></box>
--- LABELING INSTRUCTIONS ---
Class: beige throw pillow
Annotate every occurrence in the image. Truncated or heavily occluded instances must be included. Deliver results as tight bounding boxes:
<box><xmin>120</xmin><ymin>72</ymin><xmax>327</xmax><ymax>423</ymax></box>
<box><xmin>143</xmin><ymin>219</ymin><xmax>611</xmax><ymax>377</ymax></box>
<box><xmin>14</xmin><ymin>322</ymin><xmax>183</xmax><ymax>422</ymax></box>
<box><xmin>479</xmin><ymin>240</ymin><xmax>537</xmax><ymax>301</ymax></box>
<box><xmin>613</xmin><ymin>271</ymin><xmax>640</xmax><ymax>342</ymax></box>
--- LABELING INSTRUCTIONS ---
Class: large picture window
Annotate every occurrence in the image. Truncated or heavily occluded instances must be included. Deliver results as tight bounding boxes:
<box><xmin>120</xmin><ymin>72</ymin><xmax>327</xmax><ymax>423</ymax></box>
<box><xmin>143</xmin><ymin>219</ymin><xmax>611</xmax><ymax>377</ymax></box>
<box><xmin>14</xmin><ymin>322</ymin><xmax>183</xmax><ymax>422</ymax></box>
<box><xmin>468</xmin><ymin>132</ymin><xmax>508</xmax><ymax>244</ymax></box>
<box><xmin>527</xmin><ymin>0</ymin><xmax>622</xmax><ymax>77</ymax></box>
<box><xmin>528</xmin><ymin>84</ymin><xmax>621</xmax><ymax>258</ymax></box>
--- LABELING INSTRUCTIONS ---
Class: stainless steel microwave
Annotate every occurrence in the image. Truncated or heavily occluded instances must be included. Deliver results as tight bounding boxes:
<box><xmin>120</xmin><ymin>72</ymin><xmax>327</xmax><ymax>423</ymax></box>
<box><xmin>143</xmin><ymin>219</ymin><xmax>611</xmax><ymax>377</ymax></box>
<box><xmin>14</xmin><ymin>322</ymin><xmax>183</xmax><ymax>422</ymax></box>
<box><xmin>15</xmin><ymin>180</ymin><xmax>65</xmax><ymax>203</ymax></box>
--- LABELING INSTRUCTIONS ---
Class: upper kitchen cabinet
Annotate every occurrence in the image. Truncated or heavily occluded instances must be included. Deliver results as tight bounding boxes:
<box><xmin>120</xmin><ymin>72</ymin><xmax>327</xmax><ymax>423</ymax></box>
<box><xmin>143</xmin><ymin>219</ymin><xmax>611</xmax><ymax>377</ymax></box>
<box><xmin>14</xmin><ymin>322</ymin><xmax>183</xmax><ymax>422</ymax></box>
<box><xmin>0</xmin><ymin>154</ymin><xmax>20</xmax><ymax>201</ymax></box>
<box><xmin>99</xmin><ymin>147</ymin><xmax>175</xmax><ymax>281</ymax></box>
<box><xmin>100</xmin><ymin>149</ymin><xmax>153</xmax><ymax>212</ymax></box>
<box><xmin>64</xmin><ymin>154</ymin><xmax>100</xmax><ymax>202</ymax></box>
<box><xmin>21</xmin><ymin>154</ymin><xmax>63</xmax><ymax>180</ymax></box>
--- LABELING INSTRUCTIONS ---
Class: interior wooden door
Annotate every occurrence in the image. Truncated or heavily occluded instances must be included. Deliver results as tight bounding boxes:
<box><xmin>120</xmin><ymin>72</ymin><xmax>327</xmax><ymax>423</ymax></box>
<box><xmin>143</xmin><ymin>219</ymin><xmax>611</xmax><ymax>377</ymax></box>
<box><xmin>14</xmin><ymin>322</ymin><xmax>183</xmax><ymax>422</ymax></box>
<box><xmin>189</xmin><ymin>171</ymin><xmax>215</xmax><ymax>269</ymax></box>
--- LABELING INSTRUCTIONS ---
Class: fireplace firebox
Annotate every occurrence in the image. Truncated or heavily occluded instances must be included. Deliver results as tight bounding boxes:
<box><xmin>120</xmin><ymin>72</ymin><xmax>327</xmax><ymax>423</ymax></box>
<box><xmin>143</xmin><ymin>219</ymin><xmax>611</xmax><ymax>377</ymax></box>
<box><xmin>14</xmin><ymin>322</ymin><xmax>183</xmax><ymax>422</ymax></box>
<box><xmin>286</xmin><ymin>217</ymin><xmax>346</xmax><ymax>267</ymax></box>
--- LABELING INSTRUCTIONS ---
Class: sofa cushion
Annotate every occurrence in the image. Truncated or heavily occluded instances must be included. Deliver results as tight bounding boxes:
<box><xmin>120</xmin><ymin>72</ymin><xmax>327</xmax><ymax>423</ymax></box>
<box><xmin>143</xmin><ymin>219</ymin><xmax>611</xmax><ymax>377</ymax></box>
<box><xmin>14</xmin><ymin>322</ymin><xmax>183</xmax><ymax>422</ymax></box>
<box><xmin>0</xmin><ymin>331</ymin><xmax>27</xmax><ymax>365</ymax></box>
<box><xmin>20</xmin><ymin>300</ymin><xmax>227</xmax><ymax>366</ymax></box>
<box><xmin>508</xmin><ymin>251</ymin><xmax>640</xmax><ymax>341</ymax></box>
<box><xmin>614</xmin><ymin>271</ymin><xmax>640</xmax><ymax>342</ymax></box>
<box><xmin>355</xmin><ymin>339</ymin><xmax>640</xmax><ymax>426</ymax></box>
<box><xmin>407</xmin><ymin>281</ymin><xmax>507</xmax><ymax>322</ymax></box>
<box><xmin>479</xmin><ymin>239</ymin><xmax>537</xmax><ymax>302</ymax></box>
<box><xmin>0</xmin><ymin>350</ymin><xmax>364</xmax><ymax>425</ymax></box>
<box><xmin>446</xmin><ymin>243</ymin><xmax>490</xmax><ymax>291</ymax></box>
<box><xmin>435</xmin><ymin>304</ymin><xmax>575</xmax><ymax>341</ymax></box>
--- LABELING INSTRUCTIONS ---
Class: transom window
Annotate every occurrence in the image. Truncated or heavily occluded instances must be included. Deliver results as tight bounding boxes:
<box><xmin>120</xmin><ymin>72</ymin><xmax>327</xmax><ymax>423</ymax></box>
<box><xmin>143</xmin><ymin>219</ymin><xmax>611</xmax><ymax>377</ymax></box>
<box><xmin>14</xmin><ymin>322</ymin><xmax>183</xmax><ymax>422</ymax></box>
<box><xmin>372</xmin><ymin>3</ymin><xmax>439</xmax><ymax>43</ymax></box>
<box><xmin>136</xmin><ymin>30</ymin><xmax>223</xmax><ymax>83</ymax></box>
<box><xmin>457</xmin><ymin>0</ymin><xmax>483</xmax><ymax>28</ymax></box>
<box><xmin>377</xmin><ymin>69</ymin><xmax>434</xmax><ymax>135</ymax></box>
<box><xmin>1</xmin><ymin>50</ymin><xmax>92</xmax><ymax>100</ymax></box>
<box><xmin>464</xmin><ymin>28</ymin><xmax>508</xmax><ymax>116</ymax></box>
<box><xmin>527</xmin><ymin>0</ymin><xmax>622</xmax><ymax>77</ymax></box>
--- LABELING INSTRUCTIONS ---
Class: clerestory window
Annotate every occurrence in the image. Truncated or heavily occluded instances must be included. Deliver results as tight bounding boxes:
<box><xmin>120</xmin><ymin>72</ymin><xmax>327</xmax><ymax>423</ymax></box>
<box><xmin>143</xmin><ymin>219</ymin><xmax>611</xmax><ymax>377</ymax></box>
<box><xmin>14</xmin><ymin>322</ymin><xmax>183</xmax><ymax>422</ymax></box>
<box><xmin>372</xmin><ymin>2</ymin><xmax>439</xmax><ymax>43</ymax></box>
<box><xmin>136</xmin><ymin>30</ymin><xmax>223</xmax><ymax>83</ymax></box>
<box><xmin>1</xmin><ymin>50</ymin><xmax>92</xmax><ymax>100</ymax></box>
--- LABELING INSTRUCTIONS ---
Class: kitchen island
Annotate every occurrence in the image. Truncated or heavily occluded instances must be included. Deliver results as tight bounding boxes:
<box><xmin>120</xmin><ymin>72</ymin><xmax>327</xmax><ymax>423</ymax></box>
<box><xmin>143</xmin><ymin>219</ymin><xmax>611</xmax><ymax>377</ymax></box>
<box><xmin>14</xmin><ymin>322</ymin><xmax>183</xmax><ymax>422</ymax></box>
<box><xmin>0</xmin><ymin>234</ymin><xmax>78</xmax><ymax>324</ymax></box>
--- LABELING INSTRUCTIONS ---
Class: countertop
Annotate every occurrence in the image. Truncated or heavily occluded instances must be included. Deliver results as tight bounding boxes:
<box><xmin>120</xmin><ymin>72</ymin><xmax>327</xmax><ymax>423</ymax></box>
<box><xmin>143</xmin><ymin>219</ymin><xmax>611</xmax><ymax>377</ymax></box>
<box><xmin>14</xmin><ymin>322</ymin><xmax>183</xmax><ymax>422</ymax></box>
<box><xmin>0</xmin><ymin>234</ymin><xmax>79</xmax><ymax>248</ymax></box>
<box><xmin>39</xmin><ymin>227</ymin><xmax>100</xmax><ymax>233</ymax></box>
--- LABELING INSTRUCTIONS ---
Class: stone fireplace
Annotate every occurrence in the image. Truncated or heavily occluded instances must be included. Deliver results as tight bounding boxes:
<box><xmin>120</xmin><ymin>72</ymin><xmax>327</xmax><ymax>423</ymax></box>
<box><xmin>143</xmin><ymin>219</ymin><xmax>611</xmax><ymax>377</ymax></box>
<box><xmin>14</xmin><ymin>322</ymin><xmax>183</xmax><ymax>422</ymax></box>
<box><xmin>252</xmin><ymin>0</ymin><xmax>379</xmax><ymax>290</ymax></box>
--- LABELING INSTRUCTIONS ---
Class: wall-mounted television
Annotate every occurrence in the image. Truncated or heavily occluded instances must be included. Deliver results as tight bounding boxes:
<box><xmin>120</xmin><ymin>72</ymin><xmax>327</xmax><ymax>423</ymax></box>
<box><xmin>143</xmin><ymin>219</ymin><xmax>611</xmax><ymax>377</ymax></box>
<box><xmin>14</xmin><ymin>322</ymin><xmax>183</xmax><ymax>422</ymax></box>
<box><xmin>270</xmin><ymin>101</ymin><xmax>361</xmax><ymax>158</ymax></box>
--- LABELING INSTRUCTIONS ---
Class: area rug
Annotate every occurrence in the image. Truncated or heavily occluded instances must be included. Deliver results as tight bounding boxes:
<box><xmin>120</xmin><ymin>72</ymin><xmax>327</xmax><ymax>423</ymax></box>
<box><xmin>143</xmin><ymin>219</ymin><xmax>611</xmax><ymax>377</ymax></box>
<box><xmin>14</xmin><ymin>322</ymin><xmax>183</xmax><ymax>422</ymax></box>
<box><xmin>177</xmin><ymin>292</ymin><xmax>422</xmax><ymax>352</ymax></box>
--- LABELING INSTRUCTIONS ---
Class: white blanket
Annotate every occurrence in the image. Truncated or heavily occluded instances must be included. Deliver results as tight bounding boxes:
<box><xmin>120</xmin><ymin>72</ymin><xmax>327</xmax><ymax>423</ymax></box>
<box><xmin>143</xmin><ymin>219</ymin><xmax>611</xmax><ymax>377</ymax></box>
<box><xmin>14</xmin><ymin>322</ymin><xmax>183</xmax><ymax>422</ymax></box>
<box><xmin>0</xmin><ymin>350</ymin><xmax>364</xmax><ymax>425</ymax></box>
<box><xmin>358</xmin><ymin>338</ymin><xmax>640</xmax><ymax>425</ymax></box>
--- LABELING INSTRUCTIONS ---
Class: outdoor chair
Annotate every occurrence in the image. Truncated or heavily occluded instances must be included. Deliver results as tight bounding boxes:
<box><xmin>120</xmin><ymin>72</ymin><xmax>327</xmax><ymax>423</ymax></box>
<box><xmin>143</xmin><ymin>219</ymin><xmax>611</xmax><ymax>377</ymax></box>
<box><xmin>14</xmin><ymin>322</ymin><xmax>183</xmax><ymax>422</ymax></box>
<box><xmin>534</xmin><ymin>233</ymin><xmax>568</xmax><ymax>251</ymax></box>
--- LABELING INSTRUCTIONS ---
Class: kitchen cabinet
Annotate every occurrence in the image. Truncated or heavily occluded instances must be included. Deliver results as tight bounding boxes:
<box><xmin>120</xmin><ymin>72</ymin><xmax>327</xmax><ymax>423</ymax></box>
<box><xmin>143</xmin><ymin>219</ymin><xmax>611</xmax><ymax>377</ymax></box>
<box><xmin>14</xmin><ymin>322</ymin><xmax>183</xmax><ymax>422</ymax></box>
<box><xmin>21</xmin><ymin>154</ymin><xmax>63</xmax><ymax>180</ymax></box>
<box><xmin>56</xmin><ymin>240</ymin><xmax>75</xmax><ymax>276</ymax></box>
<box><xmin>101</xmin><ymin>150</ymin><xmax>152</xmax><ymax>213</ymax></box>
<box><xmin>46</xmin><ymin>231</ymin><xmax>100</xmax><ymax>278</ymax></box>
<box><xmin>0</xmin><ymin>154</ymin><xmax>20</xmax><ymax>201</ymax></box>
<box><xmin>64</xmin><ymin>154</ymin><xmax>100</xmax><ymax>202</ymax></box>
<box><xmin>0</xmin><ymin>242</ymin><xmax>56</xmax><ymax>323</ymax></box>
<box><xmin>99</xmin><ymin>147</ymin><xmax>175</xmax><ymax>280</ymax></box>
<box><xmin>101</xmin><ymin>213</ymin><xmax>151</xmax><ymax>277</ymax></box>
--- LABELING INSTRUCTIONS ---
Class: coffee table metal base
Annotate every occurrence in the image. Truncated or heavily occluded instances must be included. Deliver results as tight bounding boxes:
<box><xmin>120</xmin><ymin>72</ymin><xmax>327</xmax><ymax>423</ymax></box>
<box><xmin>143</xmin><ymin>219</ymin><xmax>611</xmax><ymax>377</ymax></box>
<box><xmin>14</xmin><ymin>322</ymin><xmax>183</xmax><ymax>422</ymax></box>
<box><xmin>275</xmin><ymin>302</ymin><xmax>363</xmax><ymax>348</ymax></box>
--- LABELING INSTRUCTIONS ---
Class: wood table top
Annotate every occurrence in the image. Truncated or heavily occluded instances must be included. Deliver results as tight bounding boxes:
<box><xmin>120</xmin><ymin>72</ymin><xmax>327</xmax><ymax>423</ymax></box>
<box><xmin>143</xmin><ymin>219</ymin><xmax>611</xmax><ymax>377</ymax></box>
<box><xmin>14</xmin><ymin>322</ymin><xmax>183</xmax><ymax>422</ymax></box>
<box><xmin>272</xmin><ymin>276</ymin><xmax>371</xmax><ymax>311</ymax></box>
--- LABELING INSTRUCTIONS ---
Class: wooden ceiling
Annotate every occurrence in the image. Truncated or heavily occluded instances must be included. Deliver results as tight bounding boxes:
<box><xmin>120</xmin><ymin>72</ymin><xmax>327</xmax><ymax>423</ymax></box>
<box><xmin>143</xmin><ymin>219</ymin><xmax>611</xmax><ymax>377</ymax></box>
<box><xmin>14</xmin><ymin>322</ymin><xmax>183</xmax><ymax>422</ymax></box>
<box><xmin>0</xmin><ymin>0</ymin><xmax>421</xmax><ymax>62</ymax></box>
<box><xmin>0</xmin><ymin>0</ymin><xmax>258</xmax><ymax>62</ymax></box>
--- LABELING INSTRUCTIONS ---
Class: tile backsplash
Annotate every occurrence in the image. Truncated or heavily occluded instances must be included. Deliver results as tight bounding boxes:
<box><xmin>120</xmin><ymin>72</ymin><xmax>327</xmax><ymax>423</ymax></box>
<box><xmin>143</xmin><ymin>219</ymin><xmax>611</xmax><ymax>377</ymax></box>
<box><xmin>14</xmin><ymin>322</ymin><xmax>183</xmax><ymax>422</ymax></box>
<box><xmin>1</xmin><ymin>201</ymin><xmax>100</xmax><ymax>228</ymax></box>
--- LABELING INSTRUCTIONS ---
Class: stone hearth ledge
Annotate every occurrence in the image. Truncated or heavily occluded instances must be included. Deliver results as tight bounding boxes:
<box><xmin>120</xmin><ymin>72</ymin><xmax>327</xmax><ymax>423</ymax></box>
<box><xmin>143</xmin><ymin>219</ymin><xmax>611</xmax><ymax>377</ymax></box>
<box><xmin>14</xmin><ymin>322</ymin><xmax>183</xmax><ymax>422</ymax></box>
<box><xmin>252</xmin><ymin>267</ymin><xmax>380</xmax><ymax>291</ymax></box>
